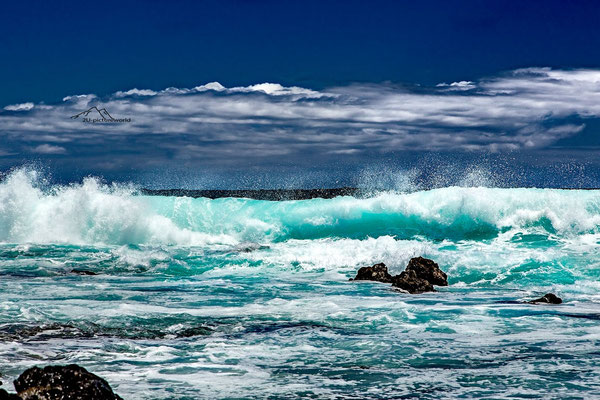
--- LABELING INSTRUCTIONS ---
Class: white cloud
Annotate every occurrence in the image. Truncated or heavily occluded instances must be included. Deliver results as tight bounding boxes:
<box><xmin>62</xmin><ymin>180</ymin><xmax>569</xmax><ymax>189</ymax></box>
<box><xmin>193</xmin><ymin>82</ymin><xmax>226</xmax><ymax>92</ymax></box>
<box><xmin>228</xmin><ymin>82</ymin><xmax>325</xmax><ymax>97</ymax></box>
<box><xmin>114</xmin><ymin>88</ymin><xmax>158</xmax><ymax>97</ymax></box>
<box><xmin>62</xmin><ymin>94</ymin><xmax>96</xmax><ymax>102</ymax></box>
<box><xmin>112</xmin><ymin>81</ymin><xmax>326</xmax><ymax>99</ymax></box>
<box><xmin>1</xmin><ymin>68</ymin><xmax>599</xmax><ymax>161</ymax></box>
<box><xmin>436</xmin><ymin>80</ymin><xmax>476</xmax><ymax>91</ymax></box>
<box><xmin>4</xmin><ymin>102</ymin><xmax>34</xmax><ymax>111</ymax></box>
<box><xmin>31</xmin><ymin>144</ymin><xmax>67</xmax><ymax>154</ymax></box>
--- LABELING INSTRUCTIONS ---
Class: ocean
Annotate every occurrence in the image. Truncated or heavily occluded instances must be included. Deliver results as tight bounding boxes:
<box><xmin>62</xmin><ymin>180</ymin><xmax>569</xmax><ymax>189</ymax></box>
<box><xmin>1</xmin><ymin>168</ymin><xmax>600</xmax><ymax>399</ymax></box>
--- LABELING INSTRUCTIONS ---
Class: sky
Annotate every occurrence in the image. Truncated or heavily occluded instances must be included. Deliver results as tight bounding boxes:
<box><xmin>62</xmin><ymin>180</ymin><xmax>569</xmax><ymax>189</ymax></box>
<box><xmin>1</xmin><ymin>0</ymin><xmax>600</xmax><ymax>187</ymax></box>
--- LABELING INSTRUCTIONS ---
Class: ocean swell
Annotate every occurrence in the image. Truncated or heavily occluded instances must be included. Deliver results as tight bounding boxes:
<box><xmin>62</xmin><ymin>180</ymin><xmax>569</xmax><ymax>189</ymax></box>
<box><xmin>1</xmin><ymin>168</ymin><xmax>600</xmax><ymax>246</ymax></box>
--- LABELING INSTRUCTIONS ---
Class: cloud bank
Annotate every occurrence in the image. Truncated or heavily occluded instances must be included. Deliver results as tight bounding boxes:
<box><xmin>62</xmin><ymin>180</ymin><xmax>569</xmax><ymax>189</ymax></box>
<box><xmin>0</xmin><ymin>68</ymin><xmax>599</xmax><ymax>168</ymax></box>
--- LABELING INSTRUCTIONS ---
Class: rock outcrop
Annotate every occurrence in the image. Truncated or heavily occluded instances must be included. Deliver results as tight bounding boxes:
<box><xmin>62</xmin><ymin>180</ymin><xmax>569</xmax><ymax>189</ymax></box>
<box><xmin>391</xmin><ymin>269</ymin><xmax>434</xmax><ymax>294</ymax></box>
<box><xmin>528</xmin><ymin>293</ymin><xmax>562</xmax><ymax>305</ymax></box>
<box><xmin>1</xmin><ymin>364</ymin><xmax>123</xmax><ymax>400</ymax></box>
<box><xmin>392</xmin><ymin>257</ymin><xmax>448</xmax><ymax>294</ymax></box>
<box><xmin>404</xmin><ymin>257</ymin><xmax>448</xmax><ymax>287</ymax></box>
<box><xmin>352</xmin><ymin>257</ymin><xmax>448</xmax><ymax>294</ymax></box>
<box><xmin>351</xmin><ymin>263</ymin><xmax>392</xmax><ymax>283</ymax></box>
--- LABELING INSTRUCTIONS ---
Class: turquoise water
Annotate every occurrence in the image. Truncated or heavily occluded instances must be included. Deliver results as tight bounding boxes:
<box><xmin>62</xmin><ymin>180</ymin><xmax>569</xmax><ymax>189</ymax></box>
<box><xmin>1</xmin><ymin>169</ymin><xmax>600</xmax><ymax>399</ymax></box>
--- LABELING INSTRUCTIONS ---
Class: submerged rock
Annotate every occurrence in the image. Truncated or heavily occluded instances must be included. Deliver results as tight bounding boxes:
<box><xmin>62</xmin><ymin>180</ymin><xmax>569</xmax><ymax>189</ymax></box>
<box><xmin>71</xmin><ymin>269</ymin><xmax>98</xmax><ymax>276</ymax></box>
<box><xmin>529</xmin><ymin>293</ymin><xmax>562</xmax><ymax>305</ymax></box>
<box><xmin>351</xmin><ymin>263</ymin><xmax>392</xmax><ymax>283</ymax></box>
<box><xmin>12</xmin><ymin>364</ymin><xmax>122</xmax><ymax>400</ymax></box>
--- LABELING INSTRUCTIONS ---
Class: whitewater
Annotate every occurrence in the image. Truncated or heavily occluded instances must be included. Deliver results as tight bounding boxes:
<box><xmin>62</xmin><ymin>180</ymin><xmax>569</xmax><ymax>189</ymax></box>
<box><xmin>1</xmin><ymin>167</ymin><xmax>600</xmax><ymax>399</ymax></box>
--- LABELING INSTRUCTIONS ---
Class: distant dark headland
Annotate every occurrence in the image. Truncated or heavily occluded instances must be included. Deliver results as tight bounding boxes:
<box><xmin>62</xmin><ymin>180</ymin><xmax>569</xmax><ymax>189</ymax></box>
<box><xmin>140</xmin><ymin>187</ymin><xmax>361</xmax><ymax>200</ymax></box>
<box><xmin>139</xmin><ymin>186</ymin><xmax>600</xmax><ymax>200</ymax></box>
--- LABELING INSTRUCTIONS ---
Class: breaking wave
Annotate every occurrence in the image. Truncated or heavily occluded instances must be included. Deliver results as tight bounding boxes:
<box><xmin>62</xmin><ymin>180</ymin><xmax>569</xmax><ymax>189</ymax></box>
<box><xmin>1</xmin><ymin>168</ymin><xmax>600</xmax><ymax>246</ymax></box>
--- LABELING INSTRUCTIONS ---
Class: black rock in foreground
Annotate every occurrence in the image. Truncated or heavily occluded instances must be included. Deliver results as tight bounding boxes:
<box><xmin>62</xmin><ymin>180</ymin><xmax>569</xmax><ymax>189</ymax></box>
<box><xmin>351</xmin><ymin>263</ymin><xmax>393</xmax><ymax>283</ymax></box>
<box><xmin>0</xmin><ymin>389</ymin><xmax>20</xmax><ymax>400</ymax></box>
<box><xmin>529</xmin><ymin>293</ymin><xmax>563</xmax><ymax>304</ymax></box>
<box><xmin>3</xmin><ymin>364</ymin><xmax>123</xmax><ymax>400</ymax></box>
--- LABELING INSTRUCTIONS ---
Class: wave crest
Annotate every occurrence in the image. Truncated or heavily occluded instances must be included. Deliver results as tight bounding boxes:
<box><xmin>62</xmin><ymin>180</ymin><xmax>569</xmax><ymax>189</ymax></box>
<box><xmin>1</xmin><ymin>168</ymin><xmax>600</xmax><ymax>246</ymax></box>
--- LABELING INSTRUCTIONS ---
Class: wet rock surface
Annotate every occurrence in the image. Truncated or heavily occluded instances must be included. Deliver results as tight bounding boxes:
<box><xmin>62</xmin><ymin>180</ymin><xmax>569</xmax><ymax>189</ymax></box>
<box><xmin>2</xmin><ymin>364</ymin><xmax>122</xmax><ymax>400</ymax></box>
<box><xmin>0</xmin><ymin>322</ymin><xmax>213</xmax><ymax>342</ymax></box>
<box><xmin>404</xmin><ymin>256</ymin><xmax>448</xmax><ymax>286</ymax></box>
<box><xmin>391</xmin><ymin>269</ymin><xmax>435</xmax><ymax>294</ymax></box>
<box><xmin>0</xmin><ymin>389</ymin><xmax>20</xmax><ymax>400</ymax></box>
<box><xmin>351</xmin><ymin>263</ymin><xmax>392</xmax><ymax>283</ymax></box>
<box><xmin>529</xmin><ymin>293</ymin><xmax>562</xmax><ymax>304</ymax></box>
<box><xmin>352</xmin><ymin>257</ymin><xmax>448</xmax><ymax>294</ymax></box>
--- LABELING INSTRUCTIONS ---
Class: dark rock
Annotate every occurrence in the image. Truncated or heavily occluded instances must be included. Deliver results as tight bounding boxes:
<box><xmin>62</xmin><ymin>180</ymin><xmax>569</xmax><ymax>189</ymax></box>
<box><xmin>0</xmin><ymin>389</ymin><xmax>20</xmax><ymax>400</ymax></box>
<box><xmin>391</xmin><ymin>269</ymin><xmax>435</xmax><ymax>294</ymax></box>
<box><xmin>351</xmin><ymin>263</ymin><xmax>392</xmax><ymax>283</ymax></box>
<box><xmin>71</xmin><ymin>269</ymin><xmax>98</xmax><ymax>276</ymax></box>
<box><xmin>529</xmin><ymin>293</ymin><xmax>562</xmax><ymax>305</ymax></box>
<box><xmin>141</xmin><ymin>187</ymin><xmax>360</xmax><ymax>201</ymax></box>
<box><xmin>390</xmin><ymin>257</ymin><xmax>447</xmax><ymax>294</ymax></box>
<box><xmin>405</xmin><ymin>257</ymin><xmax>448</xmax><ymax>286</ymax></box>
<box><xmin>13</xmin><ymin>364</ymin><xmax>122</xmax><ymax>400</ymax></box>
<box><xmin>351</xmin><ymin>257</ymin><xmax>448</xmax><ymax>294</ymax></box>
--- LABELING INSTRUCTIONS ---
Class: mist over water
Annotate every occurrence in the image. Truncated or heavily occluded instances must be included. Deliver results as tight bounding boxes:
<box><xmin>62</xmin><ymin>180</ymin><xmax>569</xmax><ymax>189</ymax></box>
<box><xmin>1</xmin><ymin>166</ymin><xmax>600</xmax><ymax>398</ymax></box>
<box><xmin>10</xmin><ymin>149</ymin><xmax>599</xmax><ymax>191</ymax></box>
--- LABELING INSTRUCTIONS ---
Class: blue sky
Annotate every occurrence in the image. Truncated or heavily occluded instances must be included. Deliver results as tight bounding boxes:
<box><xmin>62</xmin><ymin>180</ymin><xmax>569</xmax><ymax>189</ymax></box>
<box><xmin>1</xmin><ymin>0</ymin><xmax>600</xmax><ymax>187</ymax></box>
